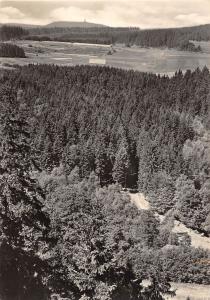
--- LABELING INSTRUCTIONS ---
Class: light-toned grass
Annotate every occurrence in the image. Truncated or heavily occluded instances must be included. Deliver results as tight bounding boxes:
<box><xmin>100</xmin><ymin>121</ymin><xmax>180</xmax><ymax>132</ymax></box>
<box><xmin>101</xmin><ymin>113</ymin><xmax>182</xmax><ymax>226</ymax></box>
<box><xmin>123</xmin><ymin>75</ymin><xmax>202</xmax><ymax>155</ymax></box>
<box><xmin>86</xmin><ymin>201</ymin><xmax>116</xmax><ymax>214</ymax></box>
<box><xmin>167</xmin><ymin>282</ymin><xmax>210</xmax><ymax>300</ymax></box>
<box><xmin>142</xmin><ymin>280</ymin><xmax>210</xmax><ymax>300</ymax></box>
<box><xmin>1</xmin><ymin>40</ymin><xmax>210</xmax><ymax>75</ymax></box>
<box><xmin>191</xmin><ymin>41</ymin><xmax>210</xmax><ymax>54</ymax></box>
<box><xmin>89</xmin><ymin>58</ymin><xmax>106</xmax><ymax>65</ymax></box>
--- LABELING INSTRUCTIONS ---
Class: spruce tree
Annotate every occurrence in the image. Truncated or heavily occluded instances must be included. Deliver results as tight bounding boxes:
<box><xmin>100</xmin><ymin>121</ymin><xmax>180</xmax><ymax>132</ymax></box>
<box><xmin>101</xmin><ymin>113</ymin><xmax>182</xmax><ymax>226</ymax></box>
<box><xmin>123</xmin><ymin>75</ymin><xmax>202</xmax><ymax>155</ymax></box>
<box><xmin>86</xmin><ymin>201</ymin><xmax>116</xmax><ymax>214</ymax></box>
<box><xmin>113</xmin><ymin>141</ymin><xmax>129</xmax><ymax>188</ymax></box>
<box><xmin>0</xmin><ymin>88</ymin><xmax>50</xmax><ymax>300</ymax></box>
<box><xmin>95</xmin><ymin>148</ymin><xmax>113</xmax><ymax>186</ymax></box>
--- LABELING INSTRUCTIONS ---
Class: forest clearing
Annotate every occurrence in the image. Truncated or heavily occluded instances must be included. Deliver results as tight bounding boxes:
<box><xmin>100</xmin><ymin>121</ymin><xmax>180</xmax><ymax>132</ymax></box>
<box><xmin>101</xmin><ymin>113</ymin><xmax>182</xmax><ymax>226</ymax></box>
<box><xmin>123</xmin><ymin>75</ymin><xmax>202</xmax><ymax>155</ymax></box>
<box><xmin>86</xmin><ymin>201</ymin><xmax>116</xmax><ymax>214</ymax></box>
<box><xmin>1</xmin><ymin>40</ymin><xmax>210</xmax><ymax>75</ymax></box>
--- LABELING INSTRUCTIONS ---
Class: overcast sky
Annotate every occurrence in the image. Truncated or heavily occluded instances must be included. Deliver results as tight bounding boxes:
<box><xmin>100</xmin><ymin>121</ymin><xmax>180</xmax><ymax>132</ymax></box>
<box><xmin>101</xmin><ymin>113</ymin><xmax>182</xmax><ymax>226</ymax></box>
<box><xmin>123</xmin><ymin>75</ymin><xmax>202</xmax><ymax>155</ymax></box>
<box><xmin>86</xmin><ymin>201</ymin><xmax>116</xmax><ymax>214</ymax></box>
<box><xmin>0</xmin><ymin>0</ymin><xmax>210</xmax><ymax>28</ymax></box>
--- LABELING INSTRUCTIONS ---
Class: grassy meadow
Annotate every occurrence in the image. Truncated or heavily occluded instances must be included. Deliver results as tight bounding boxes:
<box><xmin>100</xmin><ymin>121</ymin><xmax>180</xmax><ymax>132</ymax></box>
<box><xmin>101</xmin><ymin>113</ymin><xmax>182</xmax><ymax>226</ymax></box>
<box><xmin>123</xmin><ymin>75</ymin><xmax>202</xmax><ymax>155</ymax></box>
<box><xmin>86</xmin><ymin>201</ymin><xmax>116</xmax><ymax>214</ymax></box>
<box><xmin>0</xmin><ymin>40</ymin><xmax>210</xmax><ymax>76</ymax></box>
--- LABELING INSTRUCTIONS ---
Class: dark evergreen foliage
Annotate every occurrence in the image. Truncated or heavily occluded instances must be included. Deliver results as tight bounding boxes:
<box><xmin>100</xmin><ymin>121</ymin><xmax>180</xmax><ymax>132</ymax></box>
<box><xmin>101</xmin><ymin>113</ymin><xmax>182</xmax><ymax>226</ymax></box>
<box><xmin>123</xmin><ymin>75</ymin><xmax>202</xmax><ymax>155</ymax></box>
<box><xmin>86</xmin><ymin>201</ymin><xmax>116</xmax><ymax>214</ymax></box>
<box><xmin>0</xmin><ymin>26</ymin><xmax>28</xmax><ymax>41</ymax></box>
<box><xmin>0</xmin><ymin>65</ymin><xmax>210</xmax><ymax>299</ymax></box>
<box><xmin>1</xmin><ymin>65</ymin><xmax>210</xmax><ymax>234</ymax></box>
<box><xmin>0</xmin><ymin>87</ymin><xmax>50</xmax><ymax>300</ymax></box>
<box><xmin>0</xmin><ymin>43</ymin><xmax>26</xmax><ymax>58</ymax></box>
<box><xmin>27</xmin><ymin>24</ymin><xmax>210</xmax><ymax>50</ymax></box>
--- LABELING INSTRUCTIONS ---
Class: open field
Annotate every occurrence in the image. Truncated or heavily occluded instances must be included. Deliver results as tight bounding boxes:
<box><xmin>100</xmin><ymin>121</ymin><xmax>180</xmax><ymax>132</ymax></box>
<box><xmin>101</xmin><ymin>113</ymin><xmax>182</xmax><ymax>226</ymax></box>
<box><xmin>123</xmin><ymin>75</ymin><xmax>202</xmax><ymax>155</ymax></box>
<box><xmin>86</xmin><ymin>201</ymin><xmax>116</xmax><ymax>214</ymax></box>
<box><xmin>142</xmin><ymin>281</ymin><xmax>210</xmax><ymax>300</ymax></box>
<box><xmin>192</xmin><ymin>41</ymin><xmax>210</xmax><ymax>54</ymax></box>
<box><xmin>107</xmin><ymin>44</ymin><xmax>210</xmax><ymax>75</ymax></box>
<box><xmin>0</xmin><ymin>40</ymin><xmax>210</xmax><ymax>75</ymax></box>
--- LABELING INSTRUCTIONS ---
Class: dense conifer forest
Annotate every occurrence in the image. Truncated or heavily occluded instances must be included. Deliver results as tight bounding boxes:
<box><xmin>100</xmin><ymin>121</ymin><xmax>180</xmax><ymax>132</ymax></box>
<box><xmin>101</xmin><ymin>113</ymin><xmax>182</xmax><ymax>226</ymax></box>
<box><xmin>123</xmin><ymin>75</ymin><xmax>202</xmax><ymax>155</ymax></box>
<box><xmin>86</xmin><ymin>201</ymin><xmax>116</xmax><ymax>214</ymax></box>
<box><xmin>0</xmin><ymin>65</ymin><xmax>210</xmax><ymax>299</ymax></box>
<box><xmin>0</xmin><ymin>43</ymin><xmax>26</xmax><ymax>58</ymax></box>
<box><xmin>0</xmin><ymin>25</ymin><xmax>28</xmax><ymax>41</ymax></box>
<box><xmin>1</xmin><ymin>65</ymin><xmax>210</xmax><ymax>233</ymax></box>
<box><xmin>27</xmin><ymin>24</ymin><xmax>210</xmax><ymax>50</ymax></box>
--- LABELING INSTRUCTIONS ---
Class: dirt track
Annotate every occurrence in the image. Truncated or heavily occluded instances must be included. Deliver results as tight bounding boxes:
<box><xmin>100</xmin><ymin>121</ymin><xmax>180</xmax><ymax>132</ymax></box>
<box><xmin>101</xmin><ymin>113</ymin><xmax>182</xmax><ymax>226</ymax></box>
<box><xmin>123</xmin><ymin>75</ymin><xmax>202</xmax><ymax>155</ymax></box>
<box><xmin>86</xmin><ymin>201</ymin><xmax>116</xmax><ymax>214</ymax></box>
<box><xmin>172</xmin><ymin>220</ymin><xmax>210</xmax><ymax>251</ymax></box>
<box><xmin>129</xmin><ymin>193</ymin><xmax>150</xmax><ymax>210</ymax></box>
<box><xmin>129</xmin><ymin>193</ymin><xmax>210</xmax><ymax>251</ymax></box>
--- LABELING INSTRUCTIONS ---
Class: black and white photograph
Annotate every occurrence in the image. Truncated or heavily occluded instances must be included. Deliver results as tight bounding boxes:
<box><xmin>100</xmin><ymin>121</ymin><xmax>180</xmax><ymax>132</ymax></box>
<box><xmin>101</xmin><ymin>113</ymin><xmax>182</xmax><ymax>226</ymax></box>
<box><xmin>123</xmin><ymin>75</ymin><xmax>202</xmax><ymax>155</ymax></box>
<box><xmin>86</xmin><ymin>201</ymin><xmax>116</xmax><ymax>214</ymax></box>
<box><xmin>0</xmin><ymin>0</ymin><xmax>210</xmax><ymax>299</ymax></box>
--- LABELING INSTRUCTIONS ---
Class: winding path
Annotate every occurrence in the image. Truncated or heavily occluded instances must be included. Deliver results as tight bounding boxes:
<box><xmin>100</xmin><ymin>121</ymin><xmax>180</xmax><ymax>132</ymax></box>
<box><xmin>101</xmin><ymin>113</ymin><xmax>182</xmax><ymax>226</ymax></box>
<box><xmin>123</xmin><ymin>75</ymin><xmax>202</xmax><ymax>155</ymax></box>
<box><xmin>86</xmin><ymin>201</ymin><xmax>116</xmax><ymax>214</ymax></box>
<box><xmin>128</xmin><ymin>192</ymin><xmax>210</xmax><ymax>251</ymax></box>
<box><xmin>129</xmin><ymin>193</ymin><xmax>150</xmax><ymax>210</ymax></box>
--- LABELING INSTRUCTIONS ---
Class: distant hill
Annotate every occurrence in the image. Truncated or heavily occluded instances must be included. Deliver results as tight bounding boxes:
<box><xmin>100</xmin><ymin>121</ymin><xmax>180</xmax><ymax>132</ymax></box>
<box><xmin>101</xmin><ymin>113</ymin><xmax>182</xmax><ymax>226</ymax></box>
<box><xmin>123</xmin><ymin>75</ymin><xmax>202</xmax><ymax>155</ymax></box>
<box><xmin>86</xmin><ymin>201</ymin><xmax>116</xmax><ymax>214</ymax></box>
<box><xmin>45</xmin><ymin>21</ymin><xmax>107</xmax><ymax>28</ymax></box>
<box><xmin>0</xmin><ymin>21</ymin><xmax>107</xmax><ymax>29</ymax></box>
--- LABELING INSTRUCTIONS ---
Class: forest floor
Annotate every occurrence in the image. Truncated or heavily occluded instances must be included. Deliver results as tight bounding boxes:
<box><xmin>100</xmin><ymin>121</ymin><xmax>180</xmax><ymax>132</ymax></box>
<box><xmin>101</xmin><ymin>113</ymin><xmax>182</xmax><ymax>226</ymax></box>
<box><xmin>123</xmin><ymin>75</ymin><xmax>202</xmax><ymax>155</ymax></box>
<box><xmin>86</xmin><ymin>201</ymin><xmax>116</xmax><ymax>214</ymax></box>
<box><xmin>1</xmin><ymin>40</ymin><xmax>210</xmax><ymax>75</ymax></box>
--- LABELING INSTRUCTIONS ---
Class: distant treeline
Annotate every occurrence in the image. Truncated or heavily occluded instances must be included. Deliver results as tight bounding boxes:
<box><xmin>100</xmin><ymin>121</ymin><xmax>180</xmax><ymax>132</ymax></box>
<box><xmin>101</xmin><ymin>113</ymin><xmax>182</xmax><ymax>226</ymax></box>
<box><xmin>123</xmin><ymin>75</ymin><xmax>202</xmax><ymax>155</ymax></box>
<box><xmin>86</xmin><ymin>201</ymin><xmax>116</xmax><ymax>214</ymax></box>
<box><xmin>0</xmin><ymin>25</ymin><xmax>28</xmax><ymax>41</ymax></box>
<box><xmin>26</xmin><ymin>35</ymin><xmax>113</xmax><ymax>45</ymax></box>
<box><xmin>0</xmin><ymin>43</ymin><xmax>26</xmax><ymax>57</ymax></box>
<box><xmin>27</xmin><ymin>27</ymin><xmax>139</xmax><ymax>45</ymax></box>
<box><xmin>27</xmin><ymin>24</ymin><xmax>210</xmax><ymax>50</ymax></box>
<box><xmin>1</xmin><ymin>24</ymin><xmax>210</xmax><ymax>50</ymax></box>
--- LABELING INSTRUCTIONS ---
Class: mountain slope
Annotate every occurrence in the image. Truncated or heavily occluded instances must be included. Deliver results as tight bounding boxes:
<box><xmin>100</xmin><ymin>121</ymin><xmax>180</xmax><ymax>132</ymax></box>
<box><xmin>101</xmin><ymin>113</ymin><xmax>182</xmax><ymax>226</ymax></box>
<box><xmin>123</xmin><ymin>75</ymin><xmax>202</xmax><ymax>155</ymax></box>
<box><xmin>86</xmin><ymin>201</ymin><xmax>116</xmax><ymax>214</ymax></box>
<box><xmin>0</xmin><ymin>21</ymin><xmax>107</xmax><ymax>29</ymax></box>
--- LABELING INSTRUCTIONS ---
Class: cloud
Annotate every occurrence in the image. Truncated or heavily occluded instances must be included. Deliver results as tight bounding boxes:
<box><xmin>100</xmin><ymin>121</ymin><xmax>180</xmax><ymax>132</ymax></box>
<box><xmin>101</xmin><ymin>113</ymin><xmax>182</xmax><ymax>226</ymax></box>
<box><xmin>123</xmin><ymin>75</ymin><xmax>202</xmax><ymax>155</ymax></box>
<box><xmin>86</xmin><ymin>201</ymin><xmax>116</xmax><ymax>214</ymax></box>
<box><xmin>49</xmin><ymin>4</ymin><xmax>141</xmax><ymax>27</ymax></box>
<box><xmin>0</xmin><ymin>6</ymin><xmax>25</xmax><ymax>22</ymax></box>
<box><xmin>49</xmin><ymin>1</ymin><xmax>210</xmax><ymax>28</ymax></box>
<box><xmin>175</xmin><ymin>13</ymin><xmax>210</xmax><ymax>26</ymax></box>
<box><xmin>0</xmin><ymin>0</ymin><xmax>210</xmax><ymax>27</ymax></box>
<box><xmin>0</xmin><ymin>5</ymin><xmax>23</xmax><ymax>16</ymax></box>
